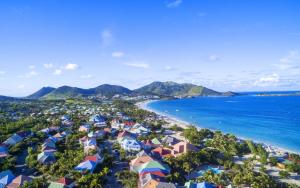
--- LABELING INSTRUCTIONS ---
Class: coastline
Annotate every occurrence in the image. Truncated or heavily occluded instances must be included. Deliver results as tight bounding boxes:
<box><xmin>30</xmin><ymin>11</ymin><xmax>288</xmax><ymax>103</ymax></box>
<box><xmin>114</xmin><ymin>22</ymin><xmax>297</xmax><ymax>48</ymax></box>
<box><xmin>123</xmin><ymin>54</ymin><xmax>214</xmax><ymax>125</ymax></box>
<box><xmin>136</xmin><ymin>99</ymin><xmax>299</xmax><ymax>155</ymax></box>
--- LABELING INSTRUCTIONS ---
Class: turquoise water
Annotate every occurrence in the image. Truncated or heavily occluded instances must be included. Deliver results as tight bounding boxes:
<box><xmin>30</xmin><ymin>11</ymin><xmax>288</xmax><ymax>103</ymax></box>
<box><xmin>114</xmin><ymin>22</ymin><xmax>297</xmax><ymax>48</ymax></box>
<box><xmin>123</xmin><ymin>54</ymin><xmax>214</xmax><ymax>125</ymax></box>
<box><xmin>147</xmin><ymin>94</ymin><xmax>300</xmax><ymax>153</ymax></box>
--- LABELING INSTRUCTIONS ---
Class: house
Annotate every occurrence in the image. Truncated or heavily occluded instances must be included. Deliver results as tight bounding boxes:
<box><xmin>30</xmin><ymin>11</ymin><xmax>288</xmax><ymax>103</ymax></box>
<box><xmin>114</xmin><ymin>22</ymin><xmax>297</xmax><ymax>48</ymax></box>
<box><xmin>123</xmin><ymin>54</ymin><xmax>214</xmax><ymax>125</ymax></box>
<box><xmin>121</xmin><ymin>137</ymin><xmax>142</xmax><ymax>152</ymax></box>
<box><xmin>6</xmin><ymin>175</ymin><xmax>32</xmax><ymax>188</ymax></box>
<box><xmin>0</xmin><ymin>170</ymin><xmax>15</xmax><ymax>188</ymax></box>
<box><xmin>151</xmin><ymin>138</ymin><xmax>162</xmax><ymax>147</ymax></box>
<box><xmin>53</xmin><ymin>133</ymin><xmax>65</xmax><ymax>141</ymax></box>
<box><xmin>0</xmin><ymin>144</ymin><xmax>8</xmax><ymax>158</ymax></box>
<box><xmin>3</xmin><ymin>134</ymin><xmax>23</xmax><ymax>146</ymax></box>
<box><xmin>172</xmin><ymin>141</ymin><xmax>199</xmax><ymax>156</ymax></box>
<box><xmin>129</xmin><ymin>124</ymin><xmax>150</xmax><ymax>135</ymax></box>
<box><xmin>89</xmin><ymin>114</ymin><xmax>106</xmax><ymax>127</ymax></box>
<box><xmin>142</xmin><ymin>140</ymin><xmax>156</xmax><ymax>150</ymax></box>
<box><xmin>136</xmin><ymin>161</ymin><xmax>170</xmax><ymax>177</ymax></box>
<box><xmin>84</xmin><ymin>153</ymin><xmax>104</xmax><ymax>164</ymax></box>
<box><xmin>111</xmin><ymin>119</ymin><xmax>122</xmax><ymax>130</ymax></box>
<box><xmin>117</xmin><ymin>131</ymin><xmax>136</xmax><ymax>143</ymax></box>
<box><xmin>136</xmin><ymin>150</ymin><xmax>151</xmax><ymax>158</ymax></box>
<box><xmin>79</xmin><ymin>136</ymin><xmax>88</xmax><ymax>145</ymax></box>
<box><xmin>37</xmin><ymin>152</ymin><xmax>56</xmax><ymax>165</ymax></box>
<box><xmin>75</xmin><ymin>160</ymin><xmax>97</xmax><ymax>173</ymax></box>
<box><xmin>139</xmin><ymin>173</ymin><xmax>176</xmax><ymax>188</ymax></box>
<box><xmin>152</xmin><ymin>147</ymin><xmax>173</xmax><ymax>159</ymax></box>
<box><xmin>61</xmin><ymin>115</ymin><xmax>71</xmax><ymax>121</ymax></box>
<box><xmin>130</xmin><ymin>155</ymin><xmax>154</xmax><ymax>172</ymax></box>
<box><xmin>79</xmin><ymin>124</ymin><xmax>91</xmax><ymax>132</ymax></box>
<box><xmin>82</xmin><ymin>138</ymin><xmax>99</xmax><ymax>154</ymax></box>
<box><xmin>184</xmin><ymin>181</ymin><xmax>215</xmax><ymax>188</ymax></box>
<box><xmin>88</xmin><ymin>130</ymin><xmax>105</xmax><ymax>139</ymax></box>
<box><xmin>48</xmin><ymin>177</ymin><xmax>75</xmax><ymax>188</ymax></box>
<box><xmin>162</xmin><ymin>136</ymin><xmax>180</xmax><ymax>146</ymax></box>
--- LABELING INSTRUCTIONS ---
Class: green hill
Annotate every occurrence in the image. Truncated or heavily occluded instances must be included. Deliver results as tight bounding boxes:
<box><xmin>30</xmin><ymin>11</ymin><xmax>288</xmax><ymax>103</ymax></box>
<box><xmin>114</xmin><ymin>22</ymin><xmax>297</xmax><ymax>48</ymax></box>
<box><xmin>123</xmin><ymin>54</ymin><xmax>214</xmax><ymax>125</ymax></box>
<box><xmin>134</xmin><ymin>81</ymin><xmax>222</xmax><ymax>97</ymax></box>
<box><xmin>25</xmin><ymin>81</ymin><xmax>236</xmax><ymax>100</ymax></box>
<box><xmin>26</xmin><ymin>87</ymin><xmax>56</xmax><ymax>99</ymax></box>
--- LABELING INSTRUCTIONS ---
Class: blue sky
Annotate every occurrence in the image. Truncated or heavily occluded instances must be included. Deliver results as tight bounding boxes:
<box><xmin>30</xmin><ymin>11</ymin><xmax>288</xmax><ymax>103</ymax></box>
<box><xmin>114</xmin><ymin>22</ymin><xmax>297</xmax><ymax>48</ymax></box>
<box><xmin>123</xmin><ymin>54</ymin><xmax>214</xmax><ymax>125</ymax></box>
<box><xmin>0</xmin><ymin>0</ymin><xmax>300</xmax><ymax>96</ymax></box>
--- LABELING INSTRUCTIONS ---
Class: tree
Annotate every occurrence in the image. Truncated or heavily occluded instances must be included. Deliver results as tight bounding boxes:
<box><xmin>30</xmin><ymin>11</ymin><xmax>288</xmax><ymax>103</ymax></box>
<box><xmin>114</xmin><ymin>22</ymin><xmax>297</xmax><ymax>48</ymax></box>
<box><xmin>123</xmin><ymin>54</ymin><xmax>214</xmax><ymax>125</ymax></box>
<box><xmin>115</xmin><ymin>170</ymin><xmax>138</xmax><ymax>188</ymax></box>
<box><xmin>279</xmin><ymin>170</ymin><xmax>290</xmax><ymax>179</ymax></box>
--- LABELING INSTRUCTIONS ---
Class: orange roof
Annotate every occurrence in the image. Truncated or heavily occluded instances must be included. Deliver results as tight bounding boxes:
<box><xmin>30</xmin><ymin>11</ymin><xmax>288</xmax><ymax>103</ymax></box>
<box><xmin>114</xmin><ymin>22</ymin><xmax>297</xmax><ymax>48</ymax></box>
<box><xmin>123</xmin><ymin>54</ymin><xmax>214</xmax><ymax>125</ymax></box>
<box><xmin>130</xmin><ymin>156</ymin><xmax>154</xmax><ymax>167</ymax></box>
<box><xmin>152</xmin><ymin>147</ymin><xmax>172</xmax><ymax>157</ymax></box>
<box><xmin>57</xmin><ymin>177</ymin><xmax>73</xmax><ymax>185</ymax></box>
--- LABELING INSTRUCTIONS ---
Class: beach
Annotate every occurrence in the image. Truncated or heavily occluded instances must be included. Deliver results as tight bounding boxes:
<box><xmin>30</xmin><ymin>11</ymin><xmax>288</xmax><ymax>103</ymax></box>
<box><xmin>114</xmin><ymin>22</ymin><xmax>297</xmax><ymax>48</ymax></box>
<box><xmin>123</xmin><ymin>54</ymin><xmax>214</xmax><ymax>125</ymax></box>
<box><xmin>136</xmin><ymin>99</ymin><xmax>297</xmax><ymax>156</ymax></box>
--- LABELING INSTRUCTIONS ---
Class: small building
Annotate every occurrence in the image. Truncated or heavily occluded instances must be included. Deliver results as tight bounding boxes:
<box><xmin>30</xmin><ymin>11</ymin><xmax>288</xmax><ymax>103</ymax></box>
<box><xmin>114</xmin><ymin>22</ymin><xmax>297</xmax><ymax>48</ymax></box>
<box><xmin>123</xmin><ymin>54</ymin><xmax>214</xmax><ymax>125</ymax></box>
<box><xmin>121</xmin><ymin>138</ymin><xmax>142</xmax><ymax>152</ymax></box>
<box><xmin>0</xmin><ymin>170</ymin><xmax>15</xmax><ymax>188</ymax></box>
<box><xmin>0</xmin><ymin>144</ymin><xmax>9</xmax><ymax>158</ymax></box>
<box><xmin>78</xmin><ymin>124</ymin><xmax>91</xmax><ymax>133</ymax></box>
<box><xmin>185</xmin><ymin>181</ymin><xmax>216</xmax><ymax>188</ymax></box>
<box><xmin>37</xmin><ymin>152</ymin><xmax>56</xmax><ymax>165</ymax></box>
<box><xmin>6</xmin><ymin>175</ymin><xmax>32</xmax><ymax>188</ymax></box>
<box><xmin>75</xmin><ymin>160</ymin><xmax>97</xmax><ymax>173</ymax></box>
<box><xmin>172</xmin><ymin>141</ymin><xmax>199</xmax><ymax>156</ymax></box>
<box><xmin>48</xmin><ymin>177</ymin><xmax>75</xmax><ymax>188</ymax></box>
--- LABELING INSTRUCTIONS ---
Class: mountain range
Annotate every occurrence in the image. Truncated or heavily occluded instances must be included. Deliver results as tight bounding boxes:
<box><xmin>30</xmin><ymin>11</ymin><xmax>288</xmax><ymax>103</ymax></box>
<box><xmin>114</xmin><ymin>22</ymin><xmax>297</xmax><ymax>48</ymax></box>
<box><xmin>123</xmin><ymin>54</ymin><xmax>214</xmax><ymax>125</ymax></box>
<box><xmin>0</xmin><ymin>81</ymin><xmax>237</xmax><ymax>100</ymax></box>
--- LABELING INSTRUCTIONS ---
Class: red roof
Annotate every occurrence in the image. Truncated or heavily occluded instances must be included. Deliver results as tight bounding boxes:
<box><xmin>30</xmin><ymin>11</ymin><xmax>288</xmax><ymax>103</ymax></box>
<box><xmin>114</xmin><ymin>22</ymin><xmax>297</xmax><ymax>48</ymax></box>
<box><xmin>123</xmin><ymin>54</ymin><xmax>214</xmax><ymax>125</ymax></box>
<box><xmin>140</xmin><ymin>171</ymin><xmax>166</xmax><ymax>177</ymax></box>
<box><xmin>57</xmin><ymin>177</ymin><xmax>73</xmax><ymax>185</ymax></box>
<box><xmin>84</xmin><ymin>156</ymin><xmax>98</xmax><ymax>162</ymax></box>
<box><xmin>152</xmin><ymin>147</ymin><xmax>172</xmax><ymax>157</ymax></box>
<box><xmin>124</xmin><ymin>121</ymin><xmax>135</xmax><ymax>126</ymax></box>
<box><xmin>117</xmin><ymin>131</ymin><xmax>130</xmax><ymax>138</ymax></box>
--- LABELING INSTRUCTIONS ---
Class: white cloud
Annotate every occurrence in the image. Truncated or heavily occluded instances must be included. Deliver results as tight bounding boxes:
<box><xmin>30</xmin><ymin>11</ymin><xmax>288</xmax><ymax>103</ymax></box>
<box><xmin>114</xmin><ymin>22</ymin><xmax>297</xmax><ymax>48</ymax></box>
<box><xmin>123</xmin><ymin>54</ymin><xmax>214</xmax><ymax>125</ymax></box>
<box><xmin>0</xmin><ymin>71</ymin><xmax>6</xmax><ymax>75</ymax></box>
<box><xmin>43</xmin><ymin>63</ymin><xmax>53</xmax><ymax>69</ymax></box>
<box><xmin>65</xmin><ymin>63</ymin><xmax>79</xmax><ymax>70</ymax></box>
<box><xmin>29</xmin><ymin>65</ymin><xmax>35</xmax><ymax>69</ymax></box>
<box><xmin>53</xmin><ymin>69</ymin><xmax>62</xmax><ymax>75</ymax></box>
<box><xmin>101</xmin><ymin>29</ymin><xmax>113</xmax><ymax>47</ymax></box>
<box><xmin>166</xmin><ymin>0</ymin><xmax>182</xmax><ymax>8</ymax></box>
<box><xmin>112</xmin><ymin>51</ymin><xmax>125</xmax><ymax>58</ymax></box>
<box><xmin>164</xmin><ymin>66</ymin><xmax>175</xmax><ymax>71</ymax></box>
<box><xmin>274</xmin><ymin>50</ymin><xmax>300</xmax><ymax>71</ymax></box>
<box><xmin>254</xmin><ymin>73</ymin><xmax>280</xmax><ymax>87</ymax></box>
<box><xmin>124</xmin><ymin>62</ymin><xmax>150</xmax><ymax>69</ymax></box>
<box><xmin>80</xmin><ymin>74</ymin><xmax>93</xmax><ymax>79</ymax></box>
<box><xmin>208</xmin><ymin>54</ymin><xmax>220</xmax><ymax>61</ymax></box>
<box><xmin>28</xmin><ymin>70</ymin><xmax>38</xmax><ymax>76</ymax></box>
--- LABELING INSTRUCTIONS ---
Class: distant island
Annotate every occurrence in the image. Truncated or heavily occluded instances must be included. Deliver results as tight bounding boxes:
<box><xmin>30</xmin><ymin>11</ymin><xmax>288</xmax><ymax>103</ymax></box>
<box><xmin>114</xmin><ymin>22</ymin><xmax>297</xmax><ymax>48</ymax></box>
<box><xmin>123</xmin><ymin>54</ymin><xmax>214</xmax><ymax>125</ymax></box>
<box><xmin>1</xmin><ymin>81</ymin><xmax>238</xmax><ymax>100</ymax></box>
<box><xmin>255</xmin><ymin>92</ymin><xmax>300</xmax><ymax>97</ymax></box>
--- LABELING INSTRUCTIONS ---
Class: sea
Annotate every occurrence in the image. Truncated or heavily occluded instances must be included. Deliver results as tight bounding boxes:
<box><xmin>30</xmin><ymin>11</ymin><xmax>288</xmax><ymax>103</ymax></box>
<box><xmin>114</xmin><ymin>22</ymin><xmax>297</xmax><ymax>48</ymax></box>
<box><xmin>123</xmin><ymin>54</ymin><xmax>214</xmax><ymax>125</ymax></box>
<box><xmin>147</xmin><ymin>92</ymin><xmax>300</xmax><ymax>153</ymax></box>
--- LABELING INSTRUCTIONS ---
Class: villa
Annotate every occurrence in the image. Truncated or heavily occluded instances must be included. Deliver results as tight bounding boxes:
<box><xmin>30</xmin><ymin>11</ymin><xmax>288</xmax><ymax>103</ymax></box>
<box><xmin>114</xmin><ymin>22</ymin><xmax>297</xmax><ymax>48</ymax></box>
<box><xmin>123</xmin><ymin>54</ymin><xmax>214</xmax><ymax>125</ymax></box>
<box><xmin>172</xmin><ymin>141</ymin><xmax>199</xmax><ymax>156</ymax></box>
<box><xmin>3</xmin><ymin>134</ymin><xmax>23</xmax><ymax>146</ymax></box>
<box><xmin>121</xmin><ymin>137</ymin><xmax>142</xmax><ymax>152</ymax></box>
<box><xmin>130</xmin><ymin>155</ymin><xmax>154</xmax><ymax>172</ymax></box>
<box><xmin>0</xmin><ymin>170</ymin><xmax>15</xmax><ymax>188</ymax></box>
<box><xmin>162</xmin><ymin>136</ymin><xmax>180</xmax><ymax>146</ymax></box>
<box><xmin>84</xmin><ymin>153</ymin><xmax>104</xmax><ymax>164</ymax></box>
<box><xmin>139</xmin><ymin>173</ymin><xmax>176</xmax><ymax>188</ymax></box>
<box><xmin>6</xmin><ymin>175</ymin><xmax>32</xmax><ymax>188</ymax></box>
<box><xmin>75</xmin><ymin>160</ymin><xmax>97</xmax><ymax>173</ymax></box>
<box><xmin>89</xmin><ymin>114</ymin><xmax>106</xmax><ymax>128</ymax></box>
<box><xmin>151</xmin><ymin>147</ymin><xmax>173</xmax><ymax>159</ymax></box>
<box><xmin>0</xmin><ymin>144</ymin><xmax>8</xmax><ymax>158</ymax></box>
<box><xmin>185</xmin><ymin>181</ymin><xmax>216</xmax><ymax>188</ymax></box>
<box><xmin>48</xmin><ymin>177</ymin><xmax>75</xmax><ymax>188</ymax></box>
<box><xmin>78</xmin><ymin>124</ymin><xmax>91</xmax><ymax>132</ymax></box>
<box><xmin>37</xmin><ymin>152</ymin><xmax>56</xmax><ymax>165</ymax></box>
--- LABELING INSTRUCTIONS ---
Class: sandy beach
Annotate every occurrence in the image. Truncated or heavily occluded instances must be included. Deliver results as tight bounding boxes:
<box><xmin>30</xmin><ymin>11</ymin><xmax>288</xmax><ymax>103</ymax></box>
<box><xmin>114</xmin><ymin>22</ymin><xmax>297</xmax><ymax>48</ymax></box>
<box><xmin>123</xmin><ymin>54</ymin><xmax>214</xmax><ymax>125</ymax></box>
<box><xmin>136</xmin><ymin>100</ymin><xmax>297</xmax><ymax>156</ymax></box>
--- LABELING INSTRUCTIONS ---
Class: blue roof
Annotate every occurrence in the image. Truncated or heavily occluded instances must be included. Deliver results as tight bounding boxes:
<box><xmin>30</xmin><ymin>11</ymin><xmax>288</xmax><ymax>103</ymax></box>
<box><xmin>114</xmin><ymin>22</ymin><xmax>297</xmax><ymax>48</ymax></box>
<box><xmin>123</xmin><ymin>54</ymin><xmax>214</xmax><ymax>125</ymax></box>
<box><xmin>185</xmin><ymin>181</ymin><xmax>215</xmax><ymax>188</ymax></box>
<box><xmin>0</xmin><ymin>170</ymin><xmax>15</xmax><ymax>186</ymax></box>
<box><xmin>75</xmin><ymin>160</ymin><xmax>97</xmax><ymax>173</ymax></box>
<box><xmin>89</xmin><ymin>114</ymin><xmax>105</xmax><ymax>123</ymax></box>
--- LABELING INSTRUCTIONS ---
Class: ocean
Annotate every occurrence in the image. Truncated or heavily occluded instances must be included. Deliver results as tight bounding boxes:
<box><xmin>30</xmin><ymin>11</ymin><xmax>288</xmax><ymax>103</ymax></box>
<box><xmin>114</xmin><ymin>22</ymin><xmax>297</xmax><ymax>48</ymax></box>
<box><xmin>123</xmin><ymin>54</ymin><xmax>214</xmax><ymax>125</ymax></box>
<box><xmin>147</xmin><ymin>93</ymin><xmax>300</xmax><ymax>153</ymax></box>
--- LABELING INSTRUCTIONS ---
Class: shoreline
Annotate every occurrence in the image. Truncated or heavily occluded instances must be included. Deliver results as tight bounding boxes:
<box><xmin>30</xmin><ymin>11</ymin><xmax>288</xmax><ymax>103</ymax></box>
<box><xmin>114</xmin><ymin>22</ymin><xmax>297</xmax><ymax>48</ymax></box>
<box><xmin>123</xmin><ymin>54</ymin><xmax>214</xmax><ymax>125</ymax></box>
<box><xmin>136</xmin><ymin>99</ymin><xmax>299</xmax><ymax>155</ymax></box>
